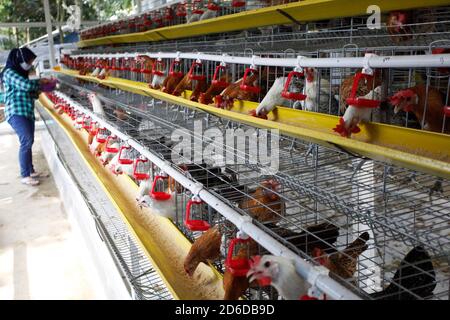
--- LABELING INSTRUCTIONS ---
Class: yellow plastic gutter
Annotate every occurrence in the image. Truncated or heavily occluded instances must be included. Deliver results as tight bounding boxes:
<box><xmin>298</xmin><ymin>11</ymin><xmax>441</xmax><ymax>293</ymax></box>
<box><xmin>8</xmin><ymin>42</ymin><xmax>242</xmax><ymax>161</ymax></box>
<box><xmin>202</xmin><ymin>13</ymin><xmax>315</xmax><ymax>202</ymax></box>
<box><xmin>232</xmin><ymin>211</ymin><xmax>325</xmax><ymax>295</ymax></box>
<box><xmin>38</xmin><ymin>93</ymin><xmax>224</xmax><ymax>300</ymax></box>
<box><xmin>77</xmin><ymin>0</ymin><xmax>450</xmax><ymax>48</ymax></box>
<box><xmin>55</xmin><ymin>68</ymin><xmax>450</xmax><ymax>179</ymax></box>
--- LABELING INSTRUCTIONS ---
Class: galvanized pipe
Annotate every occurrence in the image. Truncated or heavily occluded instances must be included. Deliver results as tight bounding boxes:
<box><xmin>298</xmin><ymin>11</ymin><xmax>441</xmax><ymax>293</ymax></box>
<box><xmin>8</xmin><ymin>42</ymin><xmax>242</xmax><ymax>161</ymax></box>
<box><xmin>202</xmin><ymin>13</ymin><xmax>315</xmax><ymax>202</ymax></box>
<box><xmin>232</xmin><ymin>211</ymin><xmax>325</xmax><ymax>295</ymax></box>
<box><xmin>70</xmin><ymin>51</ymin><xmax>450</xmax><ymax>69</ymax></box>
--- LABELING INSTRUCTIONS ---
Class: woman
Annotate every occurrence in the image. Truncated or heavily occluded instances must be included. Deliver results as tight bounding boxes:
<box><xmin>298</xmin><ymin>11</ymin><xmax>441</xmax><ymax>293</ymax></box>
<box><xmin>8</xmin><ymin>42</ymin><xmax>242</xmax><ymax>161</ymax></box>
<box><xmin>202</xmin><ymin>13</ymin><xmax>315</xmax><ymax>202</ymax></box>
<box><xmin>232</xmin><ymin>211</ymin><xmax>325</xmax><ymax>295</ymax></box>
<box><xmin>1</xmin><ymin>47</ymin><xmax>51</xmax><ymax>186</ymax></box>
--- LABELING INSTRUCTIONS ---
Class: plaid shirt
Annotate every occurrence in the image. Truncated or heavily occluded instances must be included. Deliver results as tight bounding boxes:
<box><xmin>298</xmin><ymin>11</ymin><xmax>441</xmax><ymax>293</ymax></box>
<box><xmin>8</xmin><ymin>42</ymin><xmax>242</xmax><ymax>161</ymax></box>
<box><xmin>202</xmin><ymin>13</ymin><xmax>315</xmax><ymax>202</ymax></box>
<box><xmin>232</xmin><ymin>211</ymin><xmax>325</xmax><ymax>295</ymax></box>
<box><xmin>2</xmin><ymin>68</ymin><xmax>40</xmax><ymax>121</ymax></box>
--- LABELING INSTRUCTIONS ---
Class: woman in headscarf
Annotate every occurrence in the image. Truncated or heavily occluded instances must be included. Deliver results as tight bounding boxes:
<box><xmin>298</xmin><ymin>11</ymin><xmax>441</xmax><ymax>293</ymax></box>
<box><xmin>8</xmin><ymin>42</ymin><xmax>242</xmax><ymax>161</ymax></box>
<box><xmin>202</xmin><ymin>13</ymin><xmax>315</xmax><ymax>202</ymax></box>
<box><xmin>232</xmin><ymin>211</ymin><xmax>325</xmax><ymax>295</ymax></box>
<box><xmin>1</xmin><ymin>47</ymin><xmax>51</xmax><ymax>186</ymax></box>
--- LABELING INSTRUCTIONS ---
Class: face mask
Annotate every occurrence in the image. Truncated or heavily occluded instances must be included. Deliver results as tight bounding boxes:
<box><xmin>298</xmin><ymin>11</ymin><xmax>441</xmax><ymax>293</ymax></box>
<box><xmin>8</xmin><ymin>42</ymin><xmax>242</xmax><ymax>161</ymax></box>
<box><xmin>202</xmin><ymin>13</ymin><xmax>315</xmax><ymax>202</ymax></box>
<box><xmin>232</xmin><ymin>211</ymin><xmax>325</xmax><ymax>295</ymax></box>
<box><xmin>18</xmin><ymin>48</ymin><xmax>33</xmax><ymax>71</ymax></box>
<box><xmin>20</xmin><ymin>62</ymin><xmax>32</xmax><ymax>71</ymax></box>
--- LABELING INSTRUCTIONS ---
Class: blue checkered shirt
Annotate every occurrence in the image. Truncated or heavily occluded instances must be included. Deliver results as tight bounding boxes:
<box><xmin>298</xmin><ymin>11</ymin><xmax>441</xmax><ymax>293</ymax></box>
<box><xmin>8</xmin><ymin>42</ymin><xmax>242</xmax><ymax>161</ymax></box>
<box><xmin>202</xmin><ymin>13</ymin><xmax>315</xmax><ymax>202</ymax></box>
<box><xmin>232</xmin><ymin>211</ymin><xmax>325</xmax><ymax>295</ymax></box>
<box><xmin>2</xmin><ymin>68</ymin><xmax>40</xmax><ymax>121</ymax></box>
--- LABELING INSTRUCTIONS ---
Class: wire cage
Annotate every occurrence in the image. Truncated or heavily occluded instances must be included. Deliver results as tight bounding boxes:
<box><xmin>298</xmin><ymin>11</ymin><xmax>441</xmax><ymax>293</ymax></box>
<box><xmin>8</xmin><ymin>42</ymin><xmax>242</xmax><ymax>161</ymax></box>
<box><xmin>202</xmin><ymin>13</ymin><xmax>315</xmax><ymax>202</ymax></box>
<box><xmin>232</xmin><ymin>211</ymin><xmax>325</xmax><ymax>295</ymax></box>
<box><xmin>56</xmin><ymin>9</ymin><xmax>450</xmax><ymax>299</ymax></box>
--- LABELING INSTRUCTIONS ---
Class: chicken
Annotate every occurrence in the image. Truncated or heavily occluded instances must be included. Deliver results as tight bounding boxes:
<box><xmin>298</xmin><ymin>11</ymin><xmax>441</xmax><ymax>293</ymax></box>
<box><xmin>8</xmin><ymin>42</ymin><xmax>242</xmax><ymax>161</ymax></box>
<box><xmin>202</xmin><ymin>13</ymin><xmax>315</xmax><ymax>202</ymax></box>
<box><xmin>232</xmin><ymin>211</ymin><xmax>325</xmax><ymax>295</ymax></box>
<box><xmin>223</xmin><ymin>238</ymin><xmax>259</xmax><ymax>300</ymax></box>
<box><xmin>107</xmin><ymin>153</ymin><xmax>134</xmax><ymax>177</ymax></box>
<box><xmin>89</xmin><ymin>137</ymin><xmax>106</xmax><ymax>157</ymax></box>
<box><xmin>254</xmin><ymin>77</ymin><xmax>291</xmax><ymax>117</ymax></box>
<box><xmin>333</xmin><ymin>86</ymin><xmax>383</xmax><ymax>137</ymax></box>
<box><xmin>199</xmin><ymin>6</ymin><xmax>219</xmax><ymax>21</ymax></box>
<box><xmin>136</xmin><ymin>177</ymin><xmax>152</xmax><ymax>201</ymax></box>
<box><xmin>78</xmin><ymin>61</ymin><xmax>88</xmax><ymax>76</ymax></box>
<box><xmin>240</xmin><ymin>179</ymin><xmax>285</xmax><ymax>223</ymax></box>
<box><xmin>86</xmin><ymin>92</ymin><xmax>106</xmax><ymax>117</ymax></box>
<box><xmin>162</xmin><ymin>72</ymin><xmax>184</xmax><ymax>94</ymax></box>
<box><xmin>301</xmin><ymin>67</ymin><xmax>338</xmax><ymax>114</ymax></box>
<box><xmin>190</xmin><ymin>79</ymin><xmax>208</xmax><ymax>102</ymax></box>
<box><xmin>267</xmin><ymin>222</ymin><xmax>339</xmax><ymax>256</ymax></box>
<box><xmin>338</xmin><ymin>70</ymin><xmax>382</xmax><ymax>113</ymax></box>
<box><xmin>370</xmin><ymin>246</ymin><xmax>436</xmax><ymax>300</ymax></box>
<box><xmin>389</xmin><ymin>84</ymin><xmax>450</xmax><ymax>133</ymax></box>
<box><xmin>312</xmin><ymin>232</ymin><xmax>370</xmax><ymax>281</ymax></box>
<box><xmin>151</xmin><ymin>70</ymin><xmax>166</xmax><ymax>90</ymax></box>
<box><xmin>99</xmin><ymin>141</ymin><xmax>119</xmax><ymax>166</ymax></box>
<box><xmin>198</xmin><ymin>74</ymin><xmax>231</xmax><ymax>105</ymax></box>
<box><xmin>216</xmin><ymin>71</ymin><xmax>261</xmax><ymax>109</ymax></box>
<box><xmin>184</xmin><ymin>225</ymin><xmax>222</xmax><ymax>276</ymax></box>
<box><xmin>223</xmin><ymin>268</ymin><xmax>250</xmax><ymax>300</ymax></box>
<box><xmin>91</xmin><ymin>60</ymin><xmax>104</xmax><ymax>77</ymax></box>
<box><xmin>387</xmin><ymin>11</ymin><xmax>412</xmax><ymax>43</ymax></box>
<box><xmin>172</xmin><ymin>72</ymin><xmax>192</xmax><ymax>97</ymax></box>
<box><xmin>137</xmin><ymin>192</ymin><xmax>181</xmax><ymax>220</ymax></box>
<box><xmin>136</xmin><ymin>55</ymin><xmax>157</xmax><ymax>84</ymax></box>
<box><xmin>97</xmin><ymin>67</ymin><xmax>108</xmax><ymax>80</ymax></box>
<box><xmin>187</xmin><ymin>10</ymin><xmax>202</xmax><ymax>24</ymax></box>
<box><xmin>247</xmin><ymin>255</ymin><xmax>309</xmax><ymax>300</ymax></box>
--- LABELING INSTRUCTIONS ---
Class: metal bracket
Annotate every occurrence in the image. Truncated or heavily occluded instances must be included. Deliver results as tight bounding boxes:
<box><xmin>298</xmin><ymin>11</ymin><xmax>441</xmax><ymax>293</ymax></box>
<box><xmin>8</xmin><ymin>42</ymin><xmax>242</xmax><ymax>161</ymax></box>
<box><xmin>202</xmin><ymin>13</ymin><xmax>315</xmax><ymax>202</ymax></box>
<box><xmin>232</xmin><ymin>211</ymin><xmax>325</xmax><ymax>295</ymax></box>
<box><xmin>362</xmin><ymin>53</ymin><xmax>377</xmax><ymax>75</ymax></box>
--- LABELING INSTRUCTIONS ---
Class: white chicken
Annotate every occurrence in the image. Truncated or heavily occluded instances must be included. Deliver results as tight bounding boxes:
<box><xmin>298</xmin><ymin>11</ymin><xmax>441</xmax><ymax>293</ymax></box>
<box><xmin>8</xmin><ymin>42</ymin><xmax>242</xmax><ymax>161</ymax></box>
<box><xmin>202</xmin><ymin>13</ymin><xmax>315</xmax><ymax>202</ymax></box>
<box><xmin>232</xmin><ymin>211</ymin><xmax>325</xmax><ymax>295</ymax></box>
<box><xmin>87</xmin><ymin>92</ymin><xmax>106</xmax><ymax>118</ymax></box>
<box><xmin>151</xmin><ymin>72</ymin><xmax>166</xmax><ymax>90</ymax></box>
<box><xmin>91</xmin><ymin>66</ymin><xmax>101</xmax><ymax>77</ymax></box>
<box><xmin>333</xmin><ymin>86</ymin><xmax>382</xmax><ymax>138</ymax></box>
<box><xmin>254</xmin><ymin>76</ymin><xmax>303</xmax><ymax>117</ymax></box>
<box><xmin>89</xmin><ymin>137</ymin><xmax>104</xmax><ymax>156</ymax></box>
<box><xmin>114</xmin><ymin>161</ymin><xmax>134</xmax><ymax>177</ymax></box>
<box><xmin>137</xmin><ymin>193</ymin><xmax>179</xmax><ymax>220</ymax></box>
<box><xmin>246</xmin><ymin>255</ymin><xmax>309</xmax><ymax>300</ymax></box>
<box><xmin>187</xmin><ymin>11</ymin><xmax>201</xmax><ymax>23</ymax></box>
<box><xmin>199</xmin><ymin>6</ymin><xmax>218</xmax><ymax>21</ymax></box>
<box><xmin>107</xmin><ymin>152</ymin><xmax>134</xmax><ymax>176</ymax></box>
<box><xmin>97</xmin><ymin>68</ymin><xmax>107</xmax><ymax>79</ymax></box>
<box><xmin>99</xmin><ymin>142</ymin><xmax>120</xmax><ymax>166</ymax></box>
<box><xmin>136</xmin><ymin>178</ymin><xmax>152</xmax><ymax>202</ymax></box>
<box><xmin>107</xmin><ymin>153</ymin><xmax>120</xmax><ymax>174</ymax></box>
<box><xmin>301</xmin><ymin>67</ymin><xmax>337</xmax><ymax>114</ymax></box>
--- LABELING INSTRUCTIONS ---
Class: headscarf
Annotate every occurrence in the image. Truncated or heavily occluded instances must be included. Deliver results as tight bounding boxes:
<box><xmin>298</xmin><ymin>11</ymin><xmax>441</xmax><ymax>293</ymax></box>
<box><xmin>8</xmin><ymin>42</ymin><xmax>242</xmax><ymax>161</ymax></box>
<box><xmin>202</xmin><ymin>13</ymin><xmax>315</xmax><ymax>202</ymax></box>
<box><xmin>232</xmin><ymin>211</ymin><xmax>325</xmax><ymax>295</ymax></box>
<box><xmin>0</xmin><ymin>47</ymin><xmax>37</xmax><ymax>81</ymax></box>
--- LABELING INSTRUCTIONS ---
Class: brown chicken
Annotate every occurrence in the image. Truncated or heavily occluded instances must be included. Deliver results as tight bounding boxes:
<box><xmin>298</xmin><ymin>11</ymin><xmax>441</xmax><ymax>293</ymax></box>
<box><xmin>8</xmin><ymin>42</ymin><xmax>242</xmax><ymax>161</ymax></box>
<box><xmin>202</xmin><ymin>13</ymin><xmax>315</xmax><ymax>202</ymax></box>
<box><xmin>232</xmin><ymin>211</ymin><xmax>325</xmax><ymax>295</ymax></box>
<box><xmin>387</xmin><ymin>11</ymin><xmax>412</xmax><ymax>43</ymax></box>
<box><xmin>240</xmin><ymin>179</ymin><xmax>285</xmax><ymax>224</ymax></box>
<box><xmin>216</xmin><ymin>69</ymin><xmax>263</xmax><ymax>109</ymax></box>
<box><xmin>172</xmin><ymin>72</ymin><xmax>192</xmax><ymax>97</ymax></box>
<box><xmin>162</xmin><ymin>72</ymin><xmax>184</xmax><ymax>94</ymax></box>
<box><xmin>184</xmin><ymin>225</ymin><xmax>222</xmax><ymax>276</ymax></box>
<box><xmin>199</xmin><ymin>74</ymin><xmax>231</xmax><ymax>105</ymax></box>
<box><xmin>313</xmin><ymin>232</ymin><xmax>369</xmax><ymax>281</ymax></box>
<box><xmin>136</xmin><ymin>55</ymin><xmax>155</xmax><ymax>83</ymax></box>
<box><xmin>190</xmin><ymin>79</ymin><xmax>208</xmax><ymax>102</ymax></box>
<box><xmin>389</xmin><ymin>84</ymin><xmax>450</xmax><ymax>134</ymax></box>
<box><xmin>339</xmin><ymin>70</ymin><xmax>382</xmax><ymax>113</ymax></box>
<box><xmin>223</xmin><ymin>239</ymin><xmax>259</xmax><ymax>300</ymax></box>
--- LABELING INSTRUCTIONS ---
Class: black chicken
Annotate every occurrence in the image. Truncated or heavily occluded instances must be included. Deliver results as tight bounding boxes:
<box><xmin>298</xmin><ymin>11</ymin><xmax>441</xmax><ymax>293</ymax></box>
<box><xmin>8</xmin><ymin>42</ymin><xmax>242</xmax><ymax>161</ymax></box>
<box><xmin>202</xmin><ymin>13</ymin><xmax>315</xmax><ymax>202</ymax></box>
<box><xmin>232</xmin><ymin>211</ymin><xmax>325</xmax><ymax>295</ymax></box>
<box><xmin>265</xmin><ymin>222</ymin><xmax>340</xmax><ymax>256</ymax></box>
<box><xmin>370</xmin><ymin>246</ymin><xmax>436</xmax><ymax>300</ymax></box>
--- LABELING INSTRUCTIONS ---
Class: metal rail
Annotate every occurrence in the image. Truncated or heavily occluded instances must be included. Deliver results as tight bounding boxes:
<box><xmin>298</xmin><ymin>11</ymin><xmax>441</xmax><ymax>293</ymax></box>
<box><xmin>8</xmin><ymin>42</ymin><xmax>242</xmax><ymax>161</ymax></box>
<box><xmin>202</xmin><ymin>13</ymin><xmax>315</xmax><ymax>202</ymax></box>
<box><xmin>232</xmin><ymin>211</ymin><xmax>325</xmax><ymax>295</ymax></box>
<box><xmin>70</xmin><ymin>51</ymin><xmax>450</xmax><ymax>69</ymax></box>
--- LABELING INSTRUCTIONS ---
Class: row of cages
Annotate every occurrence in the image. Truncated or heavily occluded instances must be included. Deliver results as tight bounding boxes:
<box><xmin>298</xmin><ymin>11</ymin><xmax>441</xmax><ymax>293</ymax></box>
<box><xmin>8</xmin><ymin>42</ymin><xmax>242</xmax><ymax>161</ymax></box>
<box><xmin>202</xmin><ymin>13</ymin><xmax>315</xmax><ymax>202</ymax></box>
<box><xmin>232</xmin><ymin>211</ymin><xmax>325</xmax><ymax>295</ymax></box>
<box><xmin>44</xmin><ymin>77</ymin><xmax>450</xmax><ymax>300</ymax></box>
<box><xmin>79</xmin><ymin>0</ymin><xmax>295</xmax><ymax>41</ymax></box>
<box><xmin>38</xmin><ymin>104</ymin><xmax>174</xmax><ymax>300</ymax></box>
<box><xmin>60</xmin><ymin>51</ymin><xmax>450</xmax><ymax>136</ymax></box>
<box><xmin>78</xmin><ymin>4</ymin><xmax>450</xmax><ymax>50</ymax></box>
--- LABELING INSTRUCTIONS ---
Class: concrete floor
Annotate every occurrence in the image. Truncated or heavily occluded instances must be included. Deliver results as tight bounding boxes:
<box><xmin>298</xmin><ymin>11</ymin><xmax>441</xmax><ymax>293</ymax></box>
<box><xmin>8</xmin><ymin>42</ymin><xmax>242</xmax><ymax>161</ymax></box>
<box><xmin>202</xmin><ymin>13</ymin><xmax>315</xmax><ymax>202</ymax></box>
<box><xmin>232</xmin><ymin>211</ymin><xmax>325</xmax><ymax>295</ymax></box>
<box><xmin>0</xmin><ymin>123</ymin><xmax>99</xmax><ymax>299</ymax></box>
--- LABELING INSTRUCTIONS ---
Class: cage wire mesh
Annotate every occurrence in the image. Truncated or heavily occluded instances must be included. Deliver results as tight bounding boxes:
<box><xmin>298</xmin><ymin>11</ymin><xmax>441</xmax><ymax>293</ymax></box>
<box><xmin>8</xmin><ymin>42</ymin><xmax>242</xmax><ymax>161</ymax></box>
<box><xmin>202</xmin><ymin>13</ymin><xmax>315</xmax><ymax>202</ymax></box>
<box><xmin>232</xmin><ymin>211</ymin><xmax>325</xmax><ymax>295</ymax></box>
<box><xmin>37</xmin><ymin>103</ymin><xmax>174</xmax><ymax>300</ymax></box>
<box><xmin>50</xmin><ymin>76</ymin><xmax>450</xmax><ymax>300</ymax></box>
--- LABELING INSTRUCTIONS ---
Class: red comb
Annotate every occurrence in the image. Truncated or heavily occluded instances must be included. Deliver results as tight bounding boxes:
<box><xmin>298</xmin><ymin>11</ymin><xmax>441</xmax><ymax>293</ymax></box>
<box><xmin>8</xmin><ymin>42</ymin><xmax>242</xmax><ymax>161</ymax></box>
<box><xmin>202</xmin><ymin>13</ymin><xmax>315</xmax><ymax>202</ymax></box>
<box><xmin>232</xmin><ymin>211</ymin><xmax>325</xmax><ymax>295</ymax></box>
<box><xmin>389</xmin><ymin>89</ymin><xmax>415</xmax><ymax>105</ymax></box>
